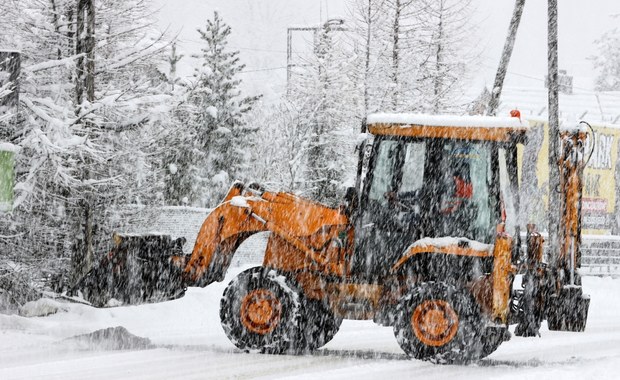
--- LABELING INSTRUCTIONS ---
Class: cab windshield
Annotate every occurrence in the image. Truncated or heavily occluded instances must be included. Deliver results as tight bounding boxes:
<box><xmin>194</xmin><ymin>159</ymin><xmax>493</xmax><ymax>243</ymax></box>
<box><xmin>365</xmin><ymin>138</ymin><xmax>500</xmax><ymax>244</ymax></box>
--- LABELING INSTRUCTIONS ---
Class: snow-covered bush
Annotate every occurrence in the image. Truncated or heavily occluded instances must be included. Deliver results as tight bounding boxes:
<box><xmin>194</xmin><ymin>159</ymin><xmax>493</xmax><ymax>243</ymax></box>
<box><xmin>19</xmin><ymin>298</ymin><xmax>67</xmax><ymax>317</ymax></box>
<box><xmin>0</xmin><ymin>264</ymin><xmax>41</xmax><ymax>313</ymax></box>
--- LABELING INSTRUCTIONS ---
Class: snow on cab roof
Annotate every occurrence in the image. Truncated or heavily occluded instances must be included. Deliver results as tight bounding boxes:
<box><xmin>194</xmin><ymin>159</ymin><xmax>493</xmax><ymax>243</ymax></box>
<box><xmin>367</xmin><ymin>113</ymin><xmax>529</xmax><ymax>129</ymax></box>
<box><xmin>366</xmin><ymin>112</ymin><xmax>529</xmax><ymax>142</ymax></box>
<box><xmin>409</xmin><ymin>236</ymin><xmax>494</xmax><ymax>253</ymax></box>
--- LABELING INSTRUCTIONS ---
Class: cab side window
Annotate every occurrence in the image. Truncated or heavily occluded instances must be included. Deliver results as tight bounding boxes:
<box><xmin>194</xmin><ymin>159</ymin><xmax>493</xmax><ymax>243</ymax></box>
<box><xmin>399</xmin><ymin>142</ymin><xmax>426</xmax><ymax>194</ymax></box>
<box><xmin>368</xmin><ymin>140</ymin><xmax>399</xmax><ymax>206</ymax></box>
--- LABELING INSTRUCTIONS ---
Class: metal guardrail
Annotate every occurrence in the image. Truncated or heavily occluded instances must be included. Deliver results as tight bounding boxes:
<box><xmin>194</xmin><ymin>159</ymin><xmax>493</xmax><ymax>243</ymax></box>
<box><xmin>579</xmin><ymin>236</ymin><xmax>620</xmax><ymax>276</ymax></box>
<box><xmin>518</xmin><ymin>233</ymin><xmax>620</xmax><ymax>277</ymax></box>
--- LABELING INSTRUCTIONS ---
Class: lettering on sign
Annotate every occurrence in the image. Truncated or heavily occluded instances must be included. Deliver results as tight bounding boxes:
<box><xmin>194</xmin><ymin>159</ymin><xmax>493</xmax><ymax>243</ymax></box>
<box><xmin>583</xmin><ymin>214</ymin><xmax>608</xmax><ymax>229</ymax></box>
<box><xmin>582</xmin><ymin>198</ymin><xmax>607</xmax><ymax>213</ymax></box>
<box><xmin>585</xmin><ymin>132</ymin><xmax>613</xmax><ymax>170</ymax></box>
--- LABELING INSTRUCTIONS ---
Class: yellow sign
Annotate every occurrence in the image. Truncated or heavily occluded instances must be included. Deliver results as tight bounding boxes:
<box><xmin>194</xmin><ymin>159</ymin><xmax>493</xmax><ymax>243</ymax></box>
<box><xmin>521</xmin><ymin>119</ymin><xmax>620</xmax><ymax>234</ymax></box>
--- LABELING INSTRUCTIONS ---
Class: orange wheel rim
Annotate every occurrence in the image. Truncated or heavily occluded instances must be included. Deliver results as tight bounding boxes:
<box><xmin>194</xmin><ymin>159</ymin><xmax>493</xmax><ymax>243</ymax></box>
<box><xmin>411</xmin><ymin>299</ymin><xmax>459</xmax><ymax>347</ymax></box>
<box><xmin>240</xmin><ymin>289</ymin><xmax>282</xmax><ymax>335</ymax></box>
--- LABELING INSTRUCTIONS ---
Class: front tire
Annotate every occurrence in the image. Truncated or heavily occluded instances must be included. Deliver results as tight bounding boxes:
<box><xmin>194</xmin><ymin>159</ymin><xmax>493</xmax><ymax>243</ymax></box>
<box><xmin>393</xmin><ymin>282</ymin><xmax>493</xmax><ymax>364</ymax></box>
<box><xmin>220</xmin><ymin>267</ymin><xmax>302</xmax><ymax>354</ymax></box>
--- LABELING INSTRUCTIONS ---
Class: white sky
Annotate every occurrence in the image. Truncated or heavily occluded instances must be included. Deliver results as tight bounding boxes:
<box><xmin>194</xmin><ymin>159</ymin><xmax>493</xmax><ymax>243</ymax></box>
<box><xmin>152</xmin><ymin>0</ymin><xmax>620</xmax><ymax>100</ymax></box>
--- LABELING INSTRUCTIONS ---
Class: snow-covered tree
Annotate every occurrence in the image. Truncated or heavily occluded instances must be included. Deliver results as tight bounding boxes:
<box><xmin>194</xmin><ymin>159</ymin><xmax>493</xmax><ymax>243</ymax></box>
<box><xmin>161</xmin><ymin>100</ymin><xmax>203</xmax><ymax>206</ymax></box>
<box><xmin>347</xmin><ymin>0</ymin><xmax>389</xmax><ymax>116</ymax></box>
<box><xmin>591</xmin><ymin>27</ymin><xmax>620</xmax><ymax>91</ymax></box>
<box><xmin>0</xmin><ymin>0</ymin><xmax>173</xmax><ymax>285</ymax></box>
<box><xmin>415</xmin><ymin>0</ymin><xmax>476</xmax><ymax>113</ymax></box>
<box><xmin>347</xmin><ymin>0</ymin><xmax>477</xmax><ymax>115</ymax></box>
<box><xmin>248</xmin><ymin>101</ymin><xmax>312</xmax><ymax>192</ymax></box>
<box><xmin>380</xmin><ymin>0</ymin><xmax>424</xmax><ymax>111</ymax></box>
<box><xmin>287</xmin><ymin>22</ymin><xmax>359</xmax><ymax>204</ymax></box>
<box><xmin>185</xmin><ymin>11</ymin><xmax>260</xmax><ymax>206</ymax></box>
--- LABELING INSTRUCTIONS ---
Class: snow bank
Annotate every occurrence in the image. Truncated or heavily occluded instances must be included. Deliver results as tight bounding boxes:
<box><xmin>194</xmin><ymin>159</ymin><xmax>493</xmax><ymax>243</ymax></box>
<box><xmin>367</xmin><ymin>113</ymin><xmax>529</xmax><ymax>129</ymax></box>
<box><xmin>19</xmin><ymin>298</ymin><xmax>68</xmax><ymax>317</ymax></box>
<box><xmin>66</xmin><ymin>326</ymin><xmax>154</xmax><ymax>351</ymax></box>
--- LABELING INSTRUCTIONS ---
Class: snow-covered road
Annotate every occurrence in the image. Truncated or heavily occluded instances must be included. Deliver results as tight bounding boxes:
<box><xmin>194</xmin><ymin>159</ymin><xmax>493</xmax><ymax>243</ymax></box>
<box><xmin>1</xmin><ymin>268</ymin><xmax>619</xmax><ymax>380</ymax></box>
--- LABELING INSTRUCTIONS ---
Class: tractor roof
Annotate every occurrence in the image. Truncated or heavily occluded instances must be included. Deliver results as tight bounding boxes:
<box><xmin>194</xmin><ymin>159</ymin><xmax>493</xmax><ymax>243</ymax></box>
<box><xmin>366</xmin><ymin>113</ymin><xmax>529</xmax><ymax>142</ymax></box>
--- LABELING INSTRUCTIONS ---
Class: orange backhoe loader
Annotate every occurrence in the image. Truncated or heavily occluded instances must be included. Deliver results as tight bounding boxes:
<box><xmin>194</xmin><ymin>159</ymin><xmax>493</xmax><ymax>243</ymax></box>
<box><xmin>75</xmin><ymin>112</ymin><xmax>591</xmax><ymax>363</ymax></box>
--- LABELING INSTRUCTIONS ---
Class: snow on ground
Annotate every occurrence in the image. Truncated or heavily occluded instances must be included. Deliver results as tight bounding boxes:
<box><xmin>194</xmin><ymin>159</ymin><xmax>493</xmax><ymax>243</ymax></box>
<box><xmin>1</xmin><ymin>267</ymin><xmax>619</xmax><ymax>380</ymax></box>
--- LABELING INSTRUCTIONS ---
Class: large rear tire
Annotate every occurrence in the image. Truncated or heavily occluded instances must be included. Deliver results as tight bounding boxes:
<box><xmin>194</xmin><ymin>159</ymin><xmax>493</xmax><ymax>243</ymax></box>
<box><xmin>393</xmin><ymin>282</ymin><xmax>497</xmax><ymax>364</ymax></box>
<box><xmin>220</xmin><ymin>267</ymin><xmax>302</xmax><ymax>354</ymax></box>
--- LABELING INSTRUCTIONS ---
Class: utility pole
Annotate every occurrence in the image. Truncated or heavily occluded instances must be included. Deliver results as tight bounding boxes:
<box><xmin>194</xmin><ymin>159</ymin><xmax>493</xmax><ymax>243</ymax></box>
<box><xmin>286</xmin><ymin>18</ymin><xmax>346</xmax><ymax>95</ymax></box>
<box><xmin>487</xmin><ymin>0</ymin><xmax>526</xmax><ymax>116</ymax></box>
<box><xmin>287</xmin><ymin>26</ymin><xmax>317</xmax><ymax>96</ymax></box>
<box><xmin>363</xmin><ymin>0</ymin><xmax>373</xmax><ymax>128</ymax></box>
<box><xmin>547</xmin><ymin>0</ymin><xmax>561</xmax><ymax>269</ymax></box>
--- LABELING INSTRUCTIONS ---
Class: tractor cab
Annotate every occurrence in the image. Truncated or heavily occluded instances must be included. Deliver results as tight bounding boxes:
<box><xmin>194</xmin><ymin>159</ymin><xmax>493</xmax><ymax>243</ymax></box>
<box><xmin>351</xmin><ymin>113</ymin><xmax>528</xmax><ymax>281</ymax></box>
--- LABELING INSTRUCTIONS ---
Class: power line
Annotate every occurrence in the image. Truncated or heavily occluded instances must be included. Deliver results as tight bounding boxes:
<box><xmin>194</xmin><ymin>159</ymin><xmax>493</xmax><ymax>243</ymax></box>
<box><xmin>232</xmin><ymin>46</ymin><xmax>288</xmax><ymax>54</ymax></box>
<box><xmin>180</xmin><ymin>38</ymin><xmax>291</xmax><ymax>53</ymax></box>
<box><xmin>239</xmin><ymin>66</ymin><xmax>287</xmax><ymax>74</ymax></box>
<box><xmin>480</xmin><ymin>63</ymin><xmax>620</xmax><ymax>97</ymax></box>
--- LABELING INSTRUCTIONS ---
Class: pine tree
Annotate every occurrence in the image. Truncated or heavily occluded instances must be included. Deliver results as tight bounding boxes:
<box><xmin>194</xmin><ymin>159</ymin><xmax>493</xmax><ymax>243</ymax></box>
<box><xmin>187</xmin><ymin>11</ymin><xmax>260</xmax><ymax>206</ymax></box>
<box><xmin>159</xmin><ymin>45</ymin><xmax>201</xmax><ymax>206</ymax></box>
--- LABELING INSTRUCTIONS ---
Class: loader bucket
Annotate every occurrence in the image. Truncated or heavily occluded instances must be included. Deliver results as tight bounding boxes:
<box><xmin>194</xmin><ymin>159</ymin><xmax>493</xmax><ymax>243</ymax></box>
<box><xmin>73</xmin><ymin>234</ymin><xmax>188</xmax><ymax>307</ymax></box>
<box><xmin>546</xmin><ymin>285</ymin><xmax>590</xmax><ymax>332</ymax></box>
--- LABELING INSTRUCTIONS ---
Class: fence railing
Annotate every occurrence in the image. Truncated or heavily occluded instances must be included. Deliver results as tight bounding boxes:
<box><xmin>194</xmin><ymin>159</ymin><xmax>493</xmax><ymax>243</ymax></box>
<box><xmin>520</xmin><ymin>234</ymin><xmax>620</xmax><ymax>277</ymax></box>
<box><xmin>579</xmin><ymin>235</ymin><xmax>620</xmax><ymax>276</ymax></box>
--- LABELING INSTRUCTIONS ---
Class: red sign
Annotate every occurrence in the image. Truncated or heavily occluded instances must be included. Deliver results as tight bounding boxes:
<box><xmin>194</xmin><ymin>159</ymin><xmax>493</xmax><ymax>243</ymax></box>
<box><xmin>582</xmin><ymin>198</ymin><xmax>607</xmax><ymax>213</ymax></box>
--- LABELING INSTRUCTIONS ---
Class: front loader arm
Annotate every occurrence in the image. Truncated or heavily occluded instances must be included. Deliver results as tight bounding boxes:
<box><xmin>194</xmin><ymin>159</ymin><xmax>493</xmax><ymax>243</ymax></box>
<box><xmin>183</xmin><ymin>182</ymin><xmax>354</xmax><ymax>287</ymax></box>
<box><xmin>183</xmin><ymin>183</ymin><xmax>268</xmax><ymax>286</ymax></box>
